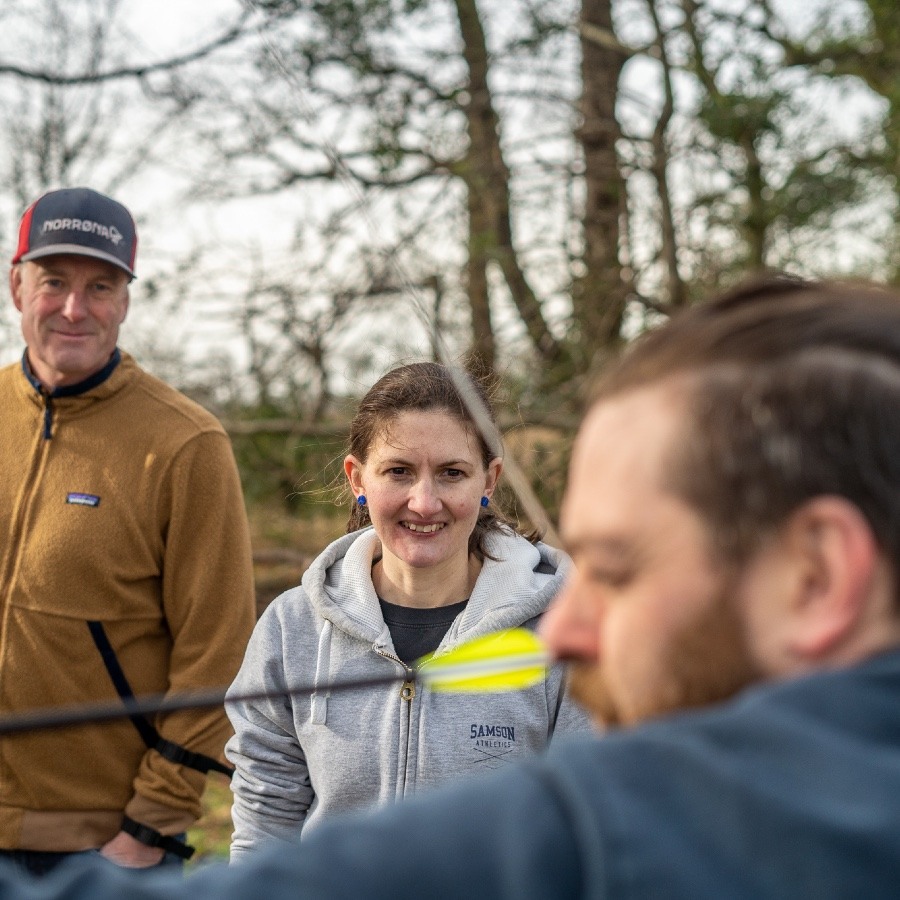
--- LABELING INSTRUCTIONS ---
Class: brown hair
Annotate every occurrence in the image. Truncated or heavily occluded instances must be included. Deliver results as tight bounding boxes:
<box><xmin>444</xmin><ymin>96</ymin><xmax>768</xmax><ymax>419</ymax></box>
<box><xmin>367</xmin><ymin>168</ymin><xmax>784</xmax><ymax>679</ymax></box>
<box><xmin>594</xmin><ymin>275</ymin><xmax>900</xmax><ymax>570</ymax></box>
<box><xmin>345</xmin><ymin>362</ymin><xmax>526</xmax><ymax>560</ymax></box>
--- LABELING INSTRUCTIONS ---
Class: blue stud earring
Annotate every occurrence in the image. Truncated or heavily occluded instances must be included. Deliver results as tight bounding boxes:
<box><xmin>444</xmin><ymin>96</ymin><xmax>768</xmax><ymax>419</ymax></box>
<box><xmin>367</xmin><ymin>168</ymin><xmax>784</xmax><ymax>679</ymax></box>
<box><xmin>480</xmin><ymin>496</ymin><xmax>489</xmax><ymax>508</ymax></box>
<box><xmin>357</xmin><ymin>495</ymin><xmax>367</xmax><ymax>506</ymax></box>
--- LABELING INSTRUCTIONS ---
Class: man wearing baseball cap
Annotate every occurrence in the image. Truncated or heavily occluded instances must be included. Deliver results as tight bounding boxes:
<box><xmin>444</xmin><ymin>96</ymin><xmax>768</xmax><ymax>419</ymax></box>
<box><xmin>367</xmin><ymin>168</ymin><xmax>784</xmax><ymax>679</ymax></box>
<box><xmin>0</xmin><ymin>188</ymin><xmax>255</xmax><ymax>874</ymax></box>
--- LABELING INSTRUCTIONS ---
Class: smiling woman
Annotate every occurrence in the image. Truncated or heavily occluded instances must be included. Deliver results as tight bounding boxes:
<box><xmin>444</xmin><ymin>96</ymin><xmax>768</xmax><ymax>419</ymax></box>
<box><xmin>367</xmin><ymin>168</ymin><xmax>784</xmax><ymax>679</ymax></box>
<box><xmin>224</xmin><ymin>362</ymin><xmax>592</xmax><ymax>860</ymax></box>
<box><xmin>345</xmin><ymin>408</ymin><xmax>502</xmax><ymax>600</ymax></box>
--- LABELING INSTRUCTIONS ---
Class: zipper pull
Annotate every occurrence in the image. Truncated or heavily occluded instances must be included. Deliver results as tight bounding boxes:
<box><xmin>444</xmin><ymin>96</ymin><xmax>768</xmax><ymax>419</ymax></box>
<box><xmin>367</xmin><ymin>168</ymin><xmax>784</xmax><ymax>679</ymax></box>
<box><xmin>400</xmin><ymin>680</ymin><xmax>415</xmax><ymax>702</ymax></box>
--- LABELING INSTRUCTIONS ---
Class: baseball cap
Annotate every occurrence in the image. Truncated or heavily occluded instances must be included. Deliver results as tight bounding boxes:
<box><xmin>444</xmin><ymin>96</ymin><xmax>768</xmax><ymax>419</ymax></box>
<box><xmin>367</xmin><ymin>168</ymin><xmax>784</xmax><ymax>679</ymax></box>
<box><xmin>12</xmin><ymin>187</ymin><xmax>138</xmax><ymax>278</ymax></box>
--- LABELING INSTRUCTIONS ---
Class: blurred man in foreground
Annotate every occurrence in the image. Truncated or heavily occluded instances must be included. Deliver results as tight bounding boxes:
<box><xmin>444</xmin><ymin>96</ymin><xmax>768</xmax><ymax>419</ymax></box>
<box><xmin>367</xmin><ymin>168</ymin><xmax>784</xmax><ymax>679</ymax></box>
<box><xmin>4</xmin><ymin>275</ymin><xmax>900</xmax><ymax>897</ymax></box>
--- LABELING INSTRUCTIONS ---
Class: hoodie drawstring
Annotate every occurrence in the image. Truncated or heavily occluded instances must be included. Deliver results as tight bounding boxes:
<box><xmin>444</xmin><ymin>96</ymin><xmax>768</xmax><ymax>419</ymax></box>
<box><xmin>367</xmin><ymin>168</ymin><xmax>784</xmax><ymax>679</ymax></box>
<box><xmin>310</xmin><ymin>620</ymin><xmax>333</xmax><ymax>725</ymax></box>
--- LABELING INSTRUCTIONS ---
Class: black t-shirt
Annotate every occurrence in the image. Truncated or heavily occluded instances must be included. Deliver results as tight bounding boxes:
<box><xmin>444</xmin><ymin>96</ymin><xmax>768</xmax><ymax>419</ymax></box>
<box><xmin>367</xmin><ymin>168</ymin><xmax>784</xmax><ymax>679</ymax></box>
<box><xmin>378</xmin><ymin>598</ymin><xmax>469</xmax><ymax>665</ymax></box>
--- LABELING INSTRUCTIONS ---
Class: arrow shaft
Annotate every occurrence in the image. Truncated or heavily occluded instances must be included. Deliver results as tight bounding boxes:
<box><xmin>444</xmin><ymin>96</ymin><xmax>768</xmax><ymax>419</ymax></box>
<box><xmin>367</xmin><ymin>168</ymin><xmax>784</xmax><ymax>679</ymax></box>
<box><xmin>0</xmin><ymin>672</ymin><xmax>408</xmax><ymax>736</ymax></box>
<box><xmin>0</xmin><ymin>631</ymin><xmax>553</xmax><ymax>735</ymax></box>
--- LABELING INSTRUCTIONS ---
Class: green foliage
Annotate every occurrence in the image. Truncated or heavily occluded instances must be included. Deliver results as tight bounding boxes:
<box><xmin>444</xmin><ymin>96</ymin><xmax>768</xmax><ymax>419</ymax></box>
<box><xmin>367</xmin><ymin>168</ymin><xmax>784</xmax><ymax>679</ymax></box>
<box><xmin>227</xmin><ymin>402</ymin><xmax>347</xmax><ymax>513</ymax></box>
<box><xmin>664</xmin><ymin>0</ymin><xmax>895</xmax><ymax>284</ymax></box>
<box><xmin>186</xmin><ymin>776</ymin><xmax>233</xmax><ymax>867</ymax></box>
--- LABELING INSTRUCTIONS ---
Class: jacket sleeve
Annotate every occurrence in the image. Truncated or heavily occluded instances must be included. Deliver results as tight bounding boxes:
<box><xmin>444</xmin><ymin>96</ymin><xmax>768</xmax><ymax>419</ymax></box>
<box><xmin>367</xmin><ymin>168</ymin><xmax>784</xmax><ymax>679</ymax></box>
<box><xmin>125</xmin><ymin>429</ymin><xmax>256</xmax><ymax>835</ymax></box>
<box><xmin>280</xmin><ymin>760</ymin><xmax>586</xmax><ymax>900</ymax></box>
<box><xmin>0</xmin><ymin>756</ymin><xmax>587</xmax><ymax>900</ymax></box>
<box><xmin>225</xmin><ymin>602</ymin><xmax>316</xmax><ymax>861</ymax></box>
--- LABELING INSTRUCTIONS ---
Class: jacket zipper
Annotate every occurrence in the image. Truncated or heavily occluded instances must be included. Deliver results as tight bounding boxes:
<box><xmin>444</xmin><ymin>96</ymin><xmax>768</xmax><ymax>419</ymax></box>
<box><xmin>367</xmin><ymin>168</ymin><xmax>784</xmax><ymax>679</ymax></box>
<box><xmin>375</xmin><ymin>648</ymin><xmax>416</xmax><ymax>795</ymax></box>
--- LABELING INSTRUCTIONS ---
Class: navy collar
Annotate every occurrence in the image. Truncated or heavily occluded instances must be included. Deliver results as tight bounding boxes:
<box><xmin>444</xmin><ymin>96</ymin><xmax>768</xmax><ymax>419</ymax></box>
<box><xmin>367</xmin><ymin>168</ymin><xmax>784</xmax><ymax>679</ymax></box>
<box><xmin>21</xmin><ymin>348</ymin><xmax>122</xmax><ymax>397</ymax></box>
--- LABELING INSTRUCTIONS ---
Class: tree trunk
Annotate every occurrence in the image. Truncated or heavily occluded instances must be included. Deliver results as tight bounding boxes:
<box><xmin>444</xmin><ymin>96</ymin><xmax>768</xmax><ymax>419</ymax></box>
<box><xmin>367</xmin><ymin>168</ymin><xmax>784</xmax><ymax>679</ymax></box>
<box><xmin>454</xmin><ymin>0</ymin><xmax>563</xmax><ymax>373</ymax></box>
<box><xmin>574</xmin><ymin>0</ymin><xmax>628</xmax><ymax>370</ymax></box>
<box><xmin>465</xmin><ymin>183</ymin><xmax>496</xmax><ymax>371</ymax></box>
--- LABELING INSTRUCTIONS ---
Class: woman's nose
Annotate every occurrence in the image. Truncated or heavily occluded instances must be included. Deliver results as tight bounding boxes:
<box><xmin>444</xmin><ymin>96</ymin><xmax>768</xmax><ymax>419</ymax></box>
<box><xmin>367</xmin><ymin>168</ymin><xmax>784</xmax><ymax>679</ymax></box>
<box><xmin>407</xmin><ymin>479</ymin><xmax>442</xmax><ymax>517</ymax></box>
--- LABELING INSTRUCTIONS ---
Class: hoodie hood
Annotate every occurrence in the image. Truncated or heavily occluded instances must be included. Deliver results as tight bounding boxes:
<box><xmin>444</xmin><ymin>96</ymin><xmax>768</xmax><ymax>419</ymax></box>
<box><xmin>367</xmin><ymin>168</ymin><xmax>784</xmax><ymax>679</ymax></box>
<box><xmin>300</xmin><ymin>527</ymin><xmax>570</xmax><ymax>653</ymax></box>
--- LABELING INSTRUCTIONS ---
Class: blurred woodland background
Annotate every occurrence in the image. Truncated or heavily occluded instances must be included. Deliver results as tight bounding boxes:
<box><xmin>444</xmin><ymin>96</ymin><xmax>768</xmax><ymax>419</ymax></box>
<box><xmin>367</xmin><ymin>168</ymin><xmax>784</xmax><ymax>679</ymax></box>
<box><xmin>0</xmin><ymin>0</ymin><xmax>896</xmax><ymax>596</ymax></box>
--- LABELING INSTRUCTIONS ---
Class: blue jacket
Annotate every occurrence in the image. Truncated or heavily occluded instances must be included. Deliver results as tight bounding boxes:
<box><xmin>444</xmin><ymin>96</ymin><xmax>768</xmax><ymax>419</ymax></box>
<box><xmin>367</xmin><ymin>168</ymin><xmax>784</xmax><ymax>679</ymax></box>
<box><xmin>4</xmin><ymin>650</ymin><xmax>900</xmax><ymax>898</ymax></box>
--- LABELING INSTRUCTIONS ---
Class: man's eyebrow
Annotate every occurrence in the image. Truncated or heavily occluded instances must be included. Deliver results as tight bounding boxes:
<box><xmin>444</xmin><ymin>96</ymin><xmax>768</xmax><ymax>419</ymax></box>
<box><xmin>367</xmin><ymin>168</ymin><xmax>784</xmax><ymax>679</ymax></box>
<box><xmin>35</xmin><ymin>262</ymin><xmax>121</xmax><ymax>279</ymax></box>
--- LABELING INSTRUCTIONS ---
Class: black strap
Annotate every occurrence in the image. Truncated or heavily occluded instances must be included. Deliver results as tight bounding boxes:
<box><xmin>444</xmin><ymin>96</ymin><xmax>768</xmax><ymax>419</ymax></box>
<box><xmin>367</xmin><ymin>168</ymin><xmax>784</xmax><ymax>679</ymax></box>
<box><xmin>121</xmin><ymin>816</ymin><xmax>195</xmax><ymax>860</ymax></box>
<box><xmin>86</xmin><ymin>621</ymin><xmax>234</xmax><ymax>778</ymax></box>
<box><xmin>153</xmin><ymin>736</ymin><xmax>234</xmax><ymax>775</ymax></box>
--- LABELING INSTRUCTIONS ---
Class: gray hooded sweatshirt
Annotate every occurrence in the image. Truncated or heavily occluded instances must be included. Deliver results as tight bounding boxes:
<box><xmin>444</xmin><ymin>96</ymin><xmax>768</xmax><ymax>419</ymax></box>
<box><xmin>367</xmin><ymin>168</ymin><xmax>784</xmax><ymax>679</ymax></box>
<box><xmin>225</xmin><ymin>527</ymin><xmax>592</xmax><ymax>860</ymax></box>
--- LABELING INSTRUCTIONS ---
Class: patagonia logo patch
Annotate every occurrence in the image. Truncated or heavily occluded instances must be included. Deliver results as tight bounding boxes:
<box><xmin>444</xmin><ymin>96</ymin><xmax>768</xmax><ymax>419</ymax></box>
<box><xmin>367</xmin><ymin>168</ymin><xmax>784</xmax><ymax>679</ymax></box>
<box><xmin>66</xmin><ymin>492</ymin><xmax>101</xmax><ymax>508</ymax></box>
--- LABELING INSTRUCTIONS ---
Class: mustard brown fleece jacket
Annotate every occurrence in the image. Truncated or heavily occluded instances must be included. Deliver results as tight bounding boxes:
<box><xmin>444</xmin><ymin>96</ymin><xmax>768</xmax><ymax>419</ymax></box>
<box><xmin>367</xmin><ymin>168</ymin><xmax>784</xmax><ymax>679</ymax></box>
<box><xmin>0</xmin><ymin>350</ymin><xmax>256</xmax><ymax>851</ymax></box>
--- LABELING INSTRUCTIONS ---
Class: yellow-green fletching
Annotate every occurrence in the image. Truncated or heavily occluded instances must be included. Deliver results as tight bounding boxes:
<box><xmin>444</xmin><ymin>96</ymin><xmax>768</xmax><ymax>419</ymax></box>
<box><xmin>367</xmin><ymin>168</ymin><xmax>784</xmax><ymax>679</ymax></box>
<box><xmin>416</xmin><ymin>628</ymin><xmax>550</xmax><ymax>693</ymax></box>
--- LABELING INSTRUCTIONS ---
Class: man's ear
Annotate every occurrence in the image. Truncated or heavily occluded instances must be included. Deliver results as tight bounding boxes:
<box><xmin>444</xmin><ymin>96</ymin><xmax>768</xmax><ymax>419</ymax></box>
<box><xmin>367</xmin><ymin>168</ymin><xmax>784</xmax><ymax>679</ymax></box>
<box><xmin>10</xmin><ymin>265</ymin><xmax>23</xmax><ymax>311</ymax></box>
<box><xmin>781</xmin><ymin>496</ymin><xmax>883</xmax><ymax>662</ymax></box>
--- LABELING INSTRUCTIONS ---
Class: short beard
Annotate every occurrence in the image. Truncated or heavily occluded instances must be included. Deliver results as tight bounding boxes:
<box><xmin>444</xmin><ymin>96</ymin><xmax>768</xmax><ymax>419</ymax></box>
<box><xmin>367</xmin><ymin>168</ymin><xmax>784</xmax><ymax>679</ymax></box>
<box><xmin>567</xmin><ymin>584</ymin><xmax>763</xmax><ymax>729</ymax></box>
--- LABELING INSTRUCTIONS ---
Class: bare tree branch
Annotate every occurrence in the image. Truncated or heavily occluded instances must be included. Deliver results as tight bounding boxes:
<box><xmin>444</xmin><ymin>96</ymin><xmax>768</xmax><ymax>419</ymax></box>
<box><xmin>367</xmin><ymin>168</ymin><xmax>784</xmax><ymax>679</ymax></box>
<box><xmin>0</xmin><ymin>10</ymin><xmax>255</xmax><ymax>84</ymax></box>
